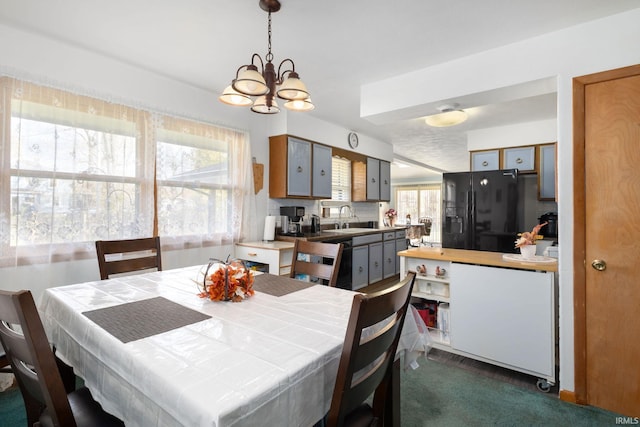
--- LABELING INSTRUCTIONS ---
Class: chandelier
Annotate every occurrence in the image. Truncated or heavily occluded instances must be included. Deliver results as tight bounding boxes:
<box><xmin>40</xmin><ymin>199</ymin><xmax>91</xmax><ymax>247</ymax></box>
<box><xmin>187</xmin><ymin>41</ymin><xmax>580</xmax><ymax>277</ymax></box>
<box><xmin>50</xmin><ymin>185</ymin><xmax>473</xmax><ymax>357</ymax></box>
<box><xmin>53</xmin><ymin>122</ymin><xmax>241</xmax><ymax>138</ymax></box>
<box><xmin>219</xmin><ymin>0</ymin><xmax>314</xmax><ymax>114</ymax></box>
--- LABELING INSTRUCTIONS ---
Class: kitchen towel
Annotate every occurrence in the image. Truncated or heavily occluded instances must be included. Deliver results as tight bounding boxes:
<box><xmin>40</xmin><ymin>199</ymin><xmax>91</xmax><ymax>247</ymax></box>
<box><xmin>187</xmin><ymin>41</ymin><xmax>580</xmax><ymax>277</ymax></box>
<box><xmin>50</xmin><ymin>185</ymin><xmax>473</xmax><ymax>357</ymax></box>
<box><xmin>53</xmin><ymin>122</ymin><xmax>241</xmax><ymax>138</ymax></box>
<box><xmin>263</xmin><ymin>215</ymin><xmax>276</xmax><ymax>241</ymax></box>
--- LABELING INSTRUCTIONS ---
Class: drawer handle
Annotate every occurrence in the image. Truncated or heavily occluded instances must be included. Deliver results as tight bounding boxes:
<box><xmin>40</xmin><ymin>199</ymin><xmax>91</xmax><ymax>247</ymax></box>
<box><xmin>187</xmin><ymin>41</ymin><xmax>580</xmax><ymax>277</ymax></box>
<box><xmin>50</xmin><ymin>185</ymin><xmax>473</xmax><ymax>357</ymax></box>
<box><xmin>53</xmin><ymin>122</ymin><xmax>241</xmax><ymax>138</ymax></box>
<box><xmin>320</xmin><ymin>169</ymin><xmax>326</xmax><ymax>176</ymax></box>
<box><xmin>482</xmin><ymin>161</ymin><xmax>488</xmax><ymax>166</ymax></box>
<box><xmin>516</xmin><ymin>158</ymin><xmax>523</xmax><ymax>164</ymax></box>
<box><xmin>297</xmin><ymin>166</ymin><xmax>303</xmax><ymax>173</ymax></box>
<box><xmin>248</xmin><ymin>252</ymin><xmax>257</xmax><ymax>256</ymax></box>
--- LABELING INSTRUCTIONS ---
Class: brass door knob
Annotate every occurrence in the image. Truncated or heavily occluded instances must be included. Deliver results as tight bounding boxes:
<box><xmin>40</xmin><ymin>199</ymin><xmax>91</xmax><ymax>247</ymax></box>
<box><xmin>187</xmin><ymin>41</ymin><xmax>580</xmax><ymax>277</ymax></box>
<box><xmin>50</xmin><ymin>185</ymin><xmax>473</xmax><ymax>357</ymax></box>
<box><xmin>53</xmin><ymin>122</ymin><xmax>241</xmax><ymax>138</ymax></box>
<box><xmin>591</xmin><ymin>259</ymin><xmax>606</xmax><ymax>271</ymax></box>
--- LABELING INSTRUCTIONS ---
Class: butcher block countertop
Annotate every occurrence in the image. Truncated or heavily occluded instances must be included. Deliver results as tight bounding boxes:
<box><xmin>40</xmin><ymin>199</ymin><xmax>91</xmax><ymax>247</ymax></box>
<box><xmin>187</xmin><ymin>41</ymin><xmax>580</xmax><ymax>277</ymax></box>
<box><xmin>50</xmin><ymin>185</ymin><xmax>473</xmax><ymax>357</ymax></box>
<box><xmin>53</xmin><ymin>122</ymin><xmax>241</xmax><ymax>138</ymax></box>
<box><xmin>398</xmin><ymin>246</ymin><xmax>557</xmax><ymax>272</ymax></box>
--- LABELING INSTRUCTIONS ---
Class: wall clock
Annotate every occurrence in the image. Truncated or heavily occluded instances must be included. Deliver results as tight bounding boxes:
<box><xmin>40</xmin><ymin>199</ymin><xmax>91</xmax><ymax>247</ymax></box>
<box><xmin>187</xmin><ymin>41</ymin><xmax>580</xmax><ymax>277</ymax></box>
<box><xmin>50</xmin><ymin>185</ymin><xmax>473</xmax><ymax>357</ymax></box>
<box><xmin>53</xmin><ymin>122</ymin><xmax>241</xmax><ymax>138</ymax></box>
<box><xmin>348</xmin><ymin>132</ymin><xmax>359</xmax><ymax>149</ymax></box>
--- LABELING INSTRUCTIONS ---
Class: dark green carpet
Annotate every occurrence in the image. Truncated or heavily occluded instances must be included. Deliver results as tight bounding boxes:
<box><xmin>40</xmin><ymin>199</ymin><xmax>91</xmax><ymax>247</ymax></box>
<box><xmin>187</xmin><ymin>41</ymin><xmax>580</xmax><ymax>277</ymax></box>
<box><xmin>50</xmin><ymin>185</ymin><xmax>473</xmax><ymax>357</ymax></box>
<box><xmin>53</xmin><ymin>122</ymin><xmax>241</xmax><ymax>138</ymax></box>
<box><xmin>1</xmin><ymin>357</ymin><xmax>621</xmax><ymax>426</ymax></box>
<box><xmin>402</xmin><ymin>354</ymin><xmax>621</xmax><ymax>426</ymax></box>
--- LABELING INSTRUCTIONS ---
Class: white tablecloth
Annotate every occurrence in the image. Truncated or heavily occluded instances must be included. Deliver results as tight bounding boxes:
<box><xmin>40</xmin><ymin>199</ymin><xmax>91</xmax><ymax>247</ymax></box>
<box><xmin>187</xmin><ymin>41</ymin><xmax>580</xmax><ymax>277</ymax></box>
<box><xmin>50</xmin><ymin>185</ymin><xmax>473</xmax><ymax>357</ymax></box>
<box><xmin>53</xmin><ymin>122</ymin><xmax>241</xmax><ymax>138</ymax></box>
<box><xmin>39</xmin><ymin>266</ymin><xmax>430</xmax><ymax>427</ymax></box>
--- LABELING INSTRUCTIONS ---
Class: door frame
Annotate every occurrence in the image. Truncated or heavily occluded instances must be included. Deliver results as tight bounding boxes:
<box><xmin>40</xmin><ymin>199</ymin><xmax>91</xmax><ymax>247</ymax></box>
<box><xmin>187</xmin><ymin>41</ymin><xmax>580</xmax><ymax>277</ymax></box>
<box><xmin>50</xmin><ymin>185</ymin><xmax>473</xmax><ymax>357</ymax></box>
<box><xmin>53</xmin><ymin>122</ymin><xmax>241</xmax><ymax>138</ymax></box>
<box><xmin>572</xmin><ymin>63</ymin><xmax>640</xmax><ymax>405</ymax></box>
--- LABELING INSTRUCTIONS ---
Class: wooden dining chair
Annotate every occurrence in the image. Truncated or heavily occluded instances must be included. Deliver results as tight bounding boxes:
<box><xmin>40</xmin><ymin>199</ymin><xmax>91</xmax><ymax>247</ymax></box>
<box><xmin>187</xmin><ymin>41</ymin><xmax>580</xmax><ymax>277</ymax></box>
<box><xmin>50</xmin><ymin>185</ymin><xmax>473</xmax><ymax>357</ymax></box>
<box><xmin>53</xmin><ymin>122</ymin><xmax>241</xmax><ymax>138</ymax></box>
<box><xmin>290</xmin><ymin>240</ymin><xmax>344</xmax><ymax>287</ymax></box>
<box><xmin>0</xmin><ymin>289</ymin><xmax>125</xmax><ymax>427</ymax></box>
<box><xmin>327</xmin><ymin>272</ymin><xmax>416</xmax><ymax>427</ymax></box>
<box><xmin>95</xmin><ymin>236</ymin><xmax>162</xmax><ymax>280</ymax></box>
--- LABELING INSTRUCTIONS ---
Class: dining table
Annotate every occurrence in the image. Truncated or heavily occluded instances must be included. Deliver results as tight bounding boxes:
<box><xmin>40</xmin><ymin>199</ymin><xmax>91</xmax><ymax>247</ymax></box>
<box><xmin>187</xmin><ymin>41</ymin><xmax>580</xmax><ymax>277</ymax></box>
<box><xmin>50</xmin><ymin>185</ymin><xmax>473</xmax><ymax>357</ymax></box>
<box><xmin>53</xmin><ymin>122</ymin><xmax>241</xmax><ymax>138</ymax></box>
<box><xmin>39</xmin><ymin>265</ymin><xmax>430</xmax><ymax>427</ymax></box>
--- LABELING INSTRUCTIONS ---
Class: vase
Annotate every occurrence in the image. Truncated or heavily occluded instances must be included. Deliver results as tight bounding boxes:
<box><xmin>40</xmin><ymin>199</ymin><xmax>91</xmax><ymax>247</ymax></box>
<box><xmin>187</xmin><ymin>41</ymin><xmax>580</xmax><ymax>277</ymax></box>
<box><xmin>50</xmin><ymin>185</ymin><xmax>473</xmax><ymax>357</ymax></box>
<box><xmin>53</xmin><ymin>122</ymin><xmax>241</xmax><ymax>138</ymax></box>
<box><xmin>519</xmin><ymin>244</ymin><xmax>537</xmax><ymax>259</ymax></box>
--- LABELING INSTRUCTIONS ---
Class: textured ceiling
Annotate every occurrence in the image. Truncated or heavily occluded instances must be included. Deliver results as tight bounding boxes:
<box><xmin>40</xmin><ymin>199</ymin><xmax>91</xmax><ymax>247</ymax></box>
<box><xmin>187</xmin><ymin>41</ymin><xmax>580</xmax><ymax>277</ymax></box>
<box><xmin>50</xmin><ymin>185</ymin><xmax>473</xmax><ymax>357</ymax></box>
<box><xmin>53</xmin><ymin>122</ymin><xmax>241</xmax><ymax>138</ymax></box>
<box><xmin>1</xmin><ymin>0</ymin><xmax>637</xmax><ymax>178</ymax></box>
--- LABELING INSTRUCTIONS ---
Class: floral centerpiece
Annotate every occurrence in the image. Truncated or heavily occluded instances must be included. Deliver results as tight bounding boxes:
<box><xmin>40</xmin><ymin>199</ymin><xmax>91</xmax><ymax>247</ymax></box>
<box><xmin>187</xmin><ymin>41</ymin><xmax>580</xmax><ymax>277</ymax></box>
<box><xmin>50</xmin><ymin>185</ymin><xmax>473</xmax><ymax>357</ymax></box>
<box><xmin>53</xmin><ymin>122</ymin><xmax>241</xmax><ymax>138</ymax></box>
<box><xmin>515</xmin><ymin>222</ymin><xmax>547</xmax><ymax>259</ymax></box>
<box><xmin>197</xmin><ymin>257</ymin><xmax>255</xmax><ymax>302</ymax></box>
<box><xmin>384</xmin><ymin>208</ymin><xmax>397</xmax><ymax>226</ymax></box>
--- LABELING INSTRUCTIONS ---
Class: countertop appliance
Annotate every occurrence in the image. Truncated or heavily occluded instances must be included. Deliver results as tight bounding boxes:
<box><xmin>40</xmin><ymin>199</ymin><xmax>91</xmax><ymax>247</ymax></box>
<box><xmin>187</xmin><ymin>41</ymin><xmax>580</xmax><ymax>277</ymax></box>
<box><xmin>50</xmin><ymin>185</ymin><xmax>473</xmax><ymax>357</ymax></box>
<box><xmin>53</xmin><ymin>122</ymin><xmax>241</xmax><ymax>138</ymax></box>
<box><xmin>280</xmin><ymin>206</ymin><xmax>305</xmax><ymax>236</ymax></box>
<box><xmin>538</xmin><ymin>211</ymin><xmax>558</xmax><ymax>238</ymax></box>
<box><xmin>442</xmin><ymin>169</ymin><xmax>520</xmax><ymax>253</ymax></box>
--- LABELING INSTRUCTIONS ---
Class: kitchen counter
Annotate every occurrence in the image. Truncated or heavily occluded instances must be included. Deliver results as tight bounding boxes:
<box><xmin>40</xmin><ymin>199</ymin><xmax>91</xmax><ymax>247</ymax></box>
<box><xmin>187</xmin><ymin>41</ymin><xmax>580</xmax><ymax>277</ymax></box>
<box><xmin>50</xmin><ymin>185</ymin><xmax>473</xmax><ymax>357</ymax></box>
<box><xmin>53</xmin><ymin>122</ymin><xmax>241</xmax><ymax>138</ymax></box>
<box><xmin>398</xmin><ymin>246</ymin><xmax>557</xmax><ymax>272</ymax></box>
<box><xmin>276</xmin><ymin>226</ymin><xmax>407</xmax><ymax>242</ymax></box>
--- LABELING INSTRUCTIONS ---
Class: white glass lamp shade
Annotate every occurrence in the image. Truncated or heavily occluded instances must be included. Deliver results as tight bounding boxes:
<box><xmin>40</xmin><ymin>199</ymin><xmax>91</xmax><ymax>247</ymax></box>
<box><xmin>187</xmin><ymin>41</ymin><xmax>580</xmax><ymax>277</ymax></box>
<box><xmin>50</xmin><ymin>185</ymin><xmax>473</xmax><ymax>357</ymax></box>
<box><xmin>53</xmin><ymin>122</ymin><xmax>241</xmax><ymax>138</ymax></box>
<box><xmin>276</xmin><ymin>75</ymin><xmax>309</xmax><ymax>100</ymax></box>
<box><xmin>233</xmin><ymin>66</ymin><xmax>269</xmax><ymax>96</ymax></box>
<box><xmin>219</xmin><ymin>85</ymin><xmax>253</xmax><ymax>106</ymax></box>
<box><xmin>284</xmin><ymin>97</ymin><xmax>315</xmax><ymax>112</ymax></box>
<box><xmin>251</xmin><ymin>96</ymin><xmax>280</xmax><ymax>114</ymax></box>
<box><xmin>424</xmin><ymin>109</ymin><xmax>468</xmax><ymax>127</ymax></box>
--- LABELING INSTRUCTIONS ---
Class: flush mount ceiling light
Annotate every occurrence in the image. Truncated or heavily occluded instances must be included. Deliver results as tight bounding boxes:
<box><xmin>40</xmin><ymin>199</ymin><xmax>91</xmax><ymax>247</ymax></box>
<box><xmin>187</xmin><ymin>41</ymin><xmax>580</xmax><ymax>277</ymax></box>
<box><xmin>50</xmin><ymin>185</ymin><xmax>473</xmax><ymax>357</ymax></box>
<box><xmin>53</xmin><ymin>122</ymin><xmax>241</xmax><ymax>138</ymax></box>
<box><xmin>424</xmin><ymin>104</ymin><xmax>468</xmax><ymax>127</ymax></box>
<box><xmin>218</xmin><ymin>0</ymin><xmax>314</xmax><ymax>114</ymax></box>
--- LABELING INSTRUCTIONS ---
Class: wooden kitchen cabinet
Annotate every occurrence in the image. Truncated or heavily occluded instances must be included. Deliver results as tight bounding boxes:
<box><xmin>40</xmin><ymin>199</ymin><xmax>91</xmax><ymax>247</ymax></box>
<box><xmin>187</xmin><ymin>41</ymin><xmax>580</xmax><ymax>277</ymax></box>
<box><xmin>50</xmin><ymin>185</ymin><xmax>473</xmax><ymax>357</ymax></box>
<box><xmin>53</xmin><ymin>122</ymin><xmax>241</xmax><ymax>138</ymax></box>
<box><xmin>538</xmin><ymin>143</ymin><xmax>556</xmax><ymax>200</ymax></box>
<box><xmin>269</xmin><ymin>134</ymin><xmax>332</xmax><ymax>199</ymax></box>
<box><xmin>352</xmin><ymin>157</ymin><xmax>391</xmax><ymax>202</ymax></box>
<box><xmin>470</xmin><ymin>149</ymin><xmax>500</xmax><ymax>171</ymax></box>
<box><xmin>502</xmin><ymin>146</ymin><xmax>536</xmax><ymax>173</ymax></box>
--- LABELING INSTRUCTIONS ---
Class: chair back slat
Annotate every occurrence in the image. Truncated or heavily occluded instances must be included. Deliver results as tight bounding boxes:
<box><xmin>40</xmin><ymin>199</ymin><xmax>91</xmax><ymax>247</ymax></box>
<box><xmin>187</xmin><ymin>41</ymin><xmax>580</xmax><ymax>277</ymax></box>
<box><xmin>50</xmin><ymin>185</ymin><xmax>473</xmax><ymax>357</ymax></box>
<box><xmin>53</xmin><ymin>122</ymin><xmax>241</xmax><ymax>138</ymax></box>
<box><xmin>327</xmin><ymin>272</ymin><xmax>416</xmax><ymax>427</ymax></box>
<box><xmin>290</xmin><ymin>240</ymin><xmax>343</xmax><ymax>287</ymax></box>
<box><xmin>0</xmin><ymin>290</ymin><xmax>77</xmax><ymax>427</ymax></box>
<box><xmin>96</xmin><ymin>237</ymin><xmax>162</xmax><ymax>280</ymax></box>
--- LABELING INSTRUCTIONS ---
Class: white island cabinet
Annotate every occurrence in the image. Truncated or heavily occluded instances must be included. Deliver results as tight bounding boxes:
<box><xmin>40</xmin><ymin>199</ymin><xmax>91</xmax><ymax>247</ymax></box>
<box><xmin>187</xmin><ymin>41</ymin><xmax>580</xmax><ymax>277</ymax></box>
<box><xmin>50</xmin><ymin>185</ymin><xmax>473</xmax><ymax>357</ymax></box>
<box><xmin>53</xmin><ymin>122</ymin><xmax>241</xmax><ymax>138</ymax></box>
<box><xmin>399</xmin><ymin>247</ymin><xmax>557</xmax><ymax>391</ymax></box>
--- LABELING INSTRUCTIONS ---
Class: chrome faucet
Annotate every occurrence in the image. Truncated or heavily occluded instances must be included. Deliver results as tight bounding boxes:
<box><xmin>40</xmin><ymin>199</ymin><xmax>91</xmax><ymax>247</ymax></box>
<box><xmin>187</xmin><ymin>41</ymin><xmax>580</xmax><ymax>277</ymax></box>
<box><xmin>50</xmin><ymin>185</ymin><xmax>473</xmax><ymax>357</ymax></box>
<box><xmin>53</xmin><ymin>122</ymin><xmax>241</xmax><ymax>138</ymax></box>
<box><xmin>338</xmin><ymin>205</ymin><xmax>353</xmax><ymax>229</ymax></box>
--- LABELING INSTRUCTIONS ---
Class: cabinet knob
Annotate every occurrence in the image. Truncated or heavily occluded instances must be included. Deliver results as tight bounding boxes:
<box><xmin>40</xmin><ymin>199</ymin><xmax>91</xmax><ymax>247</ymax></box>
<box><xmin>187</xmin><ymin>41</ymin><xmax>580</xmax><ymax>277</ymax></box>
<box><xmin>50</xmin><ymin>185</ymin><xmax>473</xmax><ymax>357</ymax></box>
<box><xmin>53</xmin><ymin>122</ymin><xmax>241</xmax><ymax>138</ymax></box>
<box><xmin>320</xmin><ymin>169</ymin><xmax>325</xmax><ymax>176</ymax></box>
<box><xmin>482</xmin><ymin>161</ymin><xmax>488</xmax><ymax>166</ymax></box>
<box><xmin>297</xmin><ymin>166</ymin><xmax>303</xmax><ymax>173</ymax></box>
<box><xmin>374</xmin><ymin>261</ymin><xmax>379</xmax><ymax>267</ymax></box>
<box><xmin>371</xmin><ymin>177</ymin><xmax>376</xmax><ymax>183</ymax></box>
<box><xmin>591</xmin><ymin>259</ymin><xmax>607</xmax><ymax>271</ymax></box>
<box><xmin>516</xmin><ymin>158</ymin><xmax>523</xmax><ymax>164</ymax></box>
<box><xmin>358</xmin><ymin>266</ymin><xmax>364</xmax><ymax>273</ymax></box>
<box><xmin>384</xmin><ymin>179</ymin><xmax>388</xmax><ymax>184</ymax></box>
<box><xmin>387</xmin><ymin>258</ymin><xmax>392</xmax><ymax>263</ymax></box>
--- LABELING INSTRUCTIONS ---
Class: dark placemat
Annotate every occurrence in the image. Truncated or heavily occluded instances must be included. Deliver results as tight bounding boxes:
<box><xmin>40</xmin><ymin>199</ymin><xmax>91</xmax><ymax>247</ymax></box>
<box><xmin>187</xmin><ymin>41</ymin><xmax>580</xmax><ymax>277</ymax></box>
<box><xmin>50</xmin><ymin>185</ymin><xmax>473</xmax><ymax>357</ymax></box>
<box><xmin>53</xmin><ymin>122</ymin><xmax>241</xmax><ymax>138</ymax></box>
<box><xmin>83</xmin><ymin>297</ymin><xmax>211</xmax><ymax>343</ymax></box>
<box><xmin>253</xmin><ymin>274</ymin><xmax>316</xmax><ymax>297</ymax></box>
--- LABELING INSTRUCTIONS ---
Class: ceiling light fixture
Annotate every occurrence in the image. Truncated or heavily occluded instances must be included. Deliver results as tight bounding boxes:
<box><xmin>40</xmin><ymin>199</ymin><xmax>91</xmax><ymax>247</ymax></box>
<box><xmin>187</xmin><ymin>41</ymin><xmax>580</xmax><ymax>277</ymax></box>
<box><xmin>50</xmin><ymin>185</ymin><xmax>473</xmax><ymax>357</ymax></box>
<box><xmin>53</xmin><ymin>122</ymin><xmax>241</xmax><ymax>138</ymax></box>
<box><xmin>424</xmin><ymin>104</ymin><xmax>468</xmax><ymax>127</ymax></box>
<box><xmin>218</xmin><ymin>0</ymin><xmax>314</xmax><ymax>114</ymax></box>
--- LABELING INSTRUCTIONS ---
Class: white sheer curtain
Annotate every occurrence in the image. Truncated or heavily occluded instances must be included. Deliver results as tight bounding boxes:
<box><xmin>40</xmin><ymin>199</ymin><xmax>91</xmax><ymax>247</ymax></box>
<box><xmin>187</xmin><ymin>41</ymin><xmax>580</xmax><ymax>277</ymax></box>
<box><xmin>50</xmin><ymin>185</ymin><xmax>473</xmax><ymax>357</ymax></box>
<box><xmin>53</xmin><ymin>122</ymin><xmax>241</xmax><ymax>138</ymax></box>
<box><xmin>0</xmin><ymin>77</ymin><xmax>253</xmax><ymax>268</ymax></box>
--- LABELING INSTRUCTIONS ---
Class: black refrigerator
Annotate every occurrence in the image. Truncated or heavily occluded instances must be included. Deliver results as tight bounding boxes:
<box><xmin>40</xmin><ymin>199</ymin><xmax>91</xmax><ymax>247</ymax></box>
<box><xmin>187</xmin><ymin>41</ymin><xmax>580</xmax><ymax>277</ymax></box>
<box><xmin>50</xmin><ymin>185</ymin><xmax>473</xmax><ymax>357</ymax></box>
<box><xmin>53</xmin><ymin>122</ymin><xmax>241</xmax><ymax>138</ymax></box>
<box><xmin>442</xmin><ymin>169</ymin><xmax>520</xmax><ymax>253</ymax></box>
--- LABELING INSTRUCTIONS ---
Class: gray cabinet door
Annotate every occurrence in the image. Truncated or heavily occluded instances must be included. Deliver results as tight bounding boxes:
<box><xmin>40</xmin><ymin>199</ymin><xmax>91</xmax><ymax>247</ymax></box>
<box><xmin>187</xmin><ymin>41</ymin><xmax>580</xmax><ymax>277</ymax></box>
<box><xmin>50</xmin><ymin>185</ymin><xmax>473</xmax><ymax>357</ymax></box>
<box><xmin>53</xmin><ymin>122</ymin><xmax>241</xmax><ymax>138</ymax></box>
<box><xmin>312</xmin><ymin>143</ymin><xmax>332</xmax><ymax>198</ymax></box>
<box><xmin>366</xmin><ymin>157</ymin><xmax>380</xmax><ymax>200</ymax></box>
<box><xmin>368</xmin><ymin>242</ymin><xmax>383</xmax><ymax>284</ymax></box>
<box><xmin>352</xmin><ymin>245</ymin><xmax>369</xmax><ymax>290</ymax></box>
<box><xmin>538</xmin><ymin>144</ymin><xmax>556</xmax><ymax>200</ymax></box>
<box><xmin>287</xmin><ymin>137</ymin><xmax>311</xmax><ymax>196</ymax></box>
<box><xmin>379</xmin><ymin>160</ymin><xmax>391</xmax><ymax>201</ymax></box>
<box><xmin>383</xmin><ymin>240</ymin><xmax>396</xmax><ymax>279</ymax></box>
<box><xmin>471</xmin><ymin>150</ymin><xmax>499</xmax><ymax>171</ymax></box>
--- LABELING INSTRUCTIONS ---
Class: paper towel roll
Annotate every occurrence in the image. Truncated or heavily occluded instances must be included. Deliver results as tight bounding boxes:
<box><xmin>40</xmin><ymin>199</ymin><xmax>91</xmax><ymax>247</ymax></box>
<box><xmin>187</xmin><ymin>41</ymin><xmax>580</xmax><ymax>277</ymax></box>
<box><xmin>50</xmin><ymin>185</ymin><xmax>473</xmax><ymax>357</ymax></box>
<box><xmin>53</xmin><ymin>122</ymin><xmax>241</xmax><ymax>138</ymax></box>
<box><xmin>263</xmin><ymin>216</ymin><xmax>276</xmax><ymax>241</ymax></box>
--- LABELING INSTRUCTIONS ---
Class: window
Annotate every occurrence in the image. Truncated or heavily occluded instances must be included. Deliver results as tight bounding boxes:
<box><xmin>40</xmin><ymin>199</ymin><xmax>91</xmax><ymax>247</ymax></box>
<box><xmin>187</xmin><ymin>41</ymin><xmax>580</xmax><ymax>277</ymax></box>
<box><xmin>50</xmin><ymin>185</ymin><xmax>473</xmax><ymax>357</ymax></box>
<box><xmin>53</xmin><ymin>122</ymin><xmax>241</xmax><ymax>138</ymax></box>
<box><xmin>322</xmin><ymin>156</ymin><xmax>351</xmax><ymax>217</ymax></box>
<box><xmin>395</xmin><ymin>184</ymin><xmax>442</xmax><ymax>243</ymax></box>
<box><xmin>0</xmin><ymin>77</ymin><xmax>251</xmax><ymax>266</ymax></box>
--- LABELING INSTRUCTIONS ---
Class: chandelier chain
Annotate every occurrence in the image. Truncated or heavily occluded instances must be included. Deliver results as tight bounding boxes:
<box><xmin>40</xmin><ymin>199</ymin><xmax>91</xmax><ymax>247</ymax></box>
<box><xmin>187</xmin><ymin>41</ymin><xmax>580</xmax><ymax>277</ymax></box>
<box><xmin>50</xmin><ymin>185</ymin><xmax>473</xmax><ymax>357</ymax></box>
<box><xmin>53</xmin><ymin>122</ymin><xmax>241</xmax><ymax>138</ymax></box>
<box><xmin>266</xmin><ymin>11</ymin><xmax>273</xmax><ymax>63</ymax></box>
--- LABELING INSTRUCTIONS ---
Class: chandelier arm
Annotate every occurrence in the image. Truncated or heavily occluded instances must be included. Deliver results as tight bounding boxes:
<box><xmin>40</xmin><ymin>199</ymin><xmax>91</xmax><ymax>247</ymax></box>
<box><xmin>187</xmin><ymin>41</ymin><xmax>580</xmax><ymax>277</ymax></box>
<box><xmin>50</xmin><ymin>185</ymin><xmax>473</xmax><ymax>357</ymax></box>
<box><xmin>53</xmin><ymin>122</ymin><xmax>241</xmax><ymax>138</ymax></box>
<box><xmin>276</xmin><ymin>58</ymin><xmax>296</xmax><ymax>83</ymax></box>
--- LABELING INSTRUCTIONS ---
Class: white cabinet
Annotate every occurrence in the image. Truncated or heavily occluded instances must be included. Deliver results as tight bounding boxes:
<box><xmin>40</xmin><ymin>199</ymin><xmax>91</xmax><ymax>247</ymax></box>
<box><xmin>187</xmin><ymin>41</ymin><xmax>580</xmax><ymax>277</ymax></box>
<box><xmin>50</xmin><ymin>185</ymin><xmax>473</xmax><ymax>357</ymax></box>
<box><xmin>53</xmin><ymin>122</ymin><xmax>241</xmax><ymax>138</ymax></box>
<box><xmin>312</xmin><ymin>143</ymin><xmax>332</xmax><ymax>198</ymax></box>
<box><xmin>400</xmin><ymin>254</ymin><xmax>556</xmax><ymax>387</ymax></box>
<box><xmin>235</xmin><ymin>241</ymin><xmax>294</xmax><ymax>276</ymax></box>
<box><xmin>450</xmin><ymin>263</ymin><xmax>555</xmax><ymax>383</ymax></box>
<box><xmin>503</xmin><ymin>146</ymin><xmax>536</xmax><ymax>172</ymax></box>
<box><xmin>471</xmin><ymin>149</ymin><xmax>500</xmax><ymax>171</ymax></box>
<box><xmin>538</xmin><ymin>143</ymin><xmax>556</xmax><ymax>200</ymax></box>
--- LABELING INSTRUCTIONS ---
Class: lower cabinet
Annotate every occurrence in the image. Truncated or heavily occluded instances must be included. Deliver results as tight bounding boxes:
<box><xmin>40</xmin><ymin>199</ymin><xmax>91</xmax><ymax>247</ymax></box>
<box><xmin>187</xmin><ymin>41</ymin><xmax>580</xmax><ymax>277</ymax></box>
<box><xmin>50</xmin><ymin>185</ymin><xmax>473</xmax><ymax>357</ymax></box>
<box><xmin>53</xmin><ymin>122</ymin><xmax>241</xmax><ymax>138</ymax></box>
<box><xmin>401</xmin><ymin>255</ymin><xmax>556</xmax><ymax>389</ymax></box>
<box><xmin>368</xmin><ymin>242</ymin><xmax>383</xmax><ymax>284</ymax></box>
<box><xmin>352</xmin><ymin>245</ymin><xmax>369</xmax><ymax>290</ymax></box>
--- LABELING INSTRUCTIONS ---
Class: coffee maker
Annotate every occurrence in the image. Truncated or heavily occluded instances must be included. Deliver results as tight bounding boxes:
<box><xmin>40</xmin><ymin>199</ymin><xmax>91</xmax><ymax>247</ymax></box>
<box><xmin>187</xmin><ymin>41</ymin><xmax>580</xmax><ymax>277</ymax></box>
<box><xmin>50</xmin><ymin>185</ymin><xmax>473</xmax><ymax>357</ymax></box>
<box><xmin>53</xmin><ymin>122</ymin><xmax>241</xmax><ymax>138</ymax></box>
<box><xmin>280</xmin><ymin>206</ymin><xmax>305</xmax><ymax>236</ymax></box>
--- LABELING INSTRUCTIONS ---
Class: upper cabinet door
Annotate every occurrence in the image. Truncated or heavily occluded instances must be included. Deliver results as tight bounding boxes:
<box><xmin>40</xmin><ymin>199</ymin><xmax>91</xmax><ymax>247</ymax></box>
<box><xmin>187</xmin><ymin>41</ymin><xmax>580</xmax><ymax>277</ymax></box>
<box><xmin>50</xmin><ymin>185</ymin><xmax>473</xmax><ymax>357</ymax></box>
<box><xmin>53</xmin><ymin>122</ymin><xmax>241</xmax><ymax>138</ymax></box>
<box><xmin>312</xmin><ymin>143</ymin><xmax>332</xmax><ymax>198</ymax></box>
<box><xmin>471</xmin><ymin>150</ymin><xmax>500</xmax><ymax>171</ymax></box>
<box><xmin>503</xmin><ymin>146</ymin><xmax>535</xmax><ymax>173</ymax></box>
<box><xmin>379</xmin><ymin>160</ymin><xmax>391</xmax><ymax>201</ymax></box>
<box><xmin>287</xmin><ymin>137</ymin><xmax>311</xmax><ymax>197</ymax></box>
<box><xmin>538</xmin><ymin>143</ymin><xmax>556</xmax><ymax>200</ymax></box>
<box><xmin>366</xmin><ymin>157</ymin><xmax>380</xmax><ymax>200</ymax></box>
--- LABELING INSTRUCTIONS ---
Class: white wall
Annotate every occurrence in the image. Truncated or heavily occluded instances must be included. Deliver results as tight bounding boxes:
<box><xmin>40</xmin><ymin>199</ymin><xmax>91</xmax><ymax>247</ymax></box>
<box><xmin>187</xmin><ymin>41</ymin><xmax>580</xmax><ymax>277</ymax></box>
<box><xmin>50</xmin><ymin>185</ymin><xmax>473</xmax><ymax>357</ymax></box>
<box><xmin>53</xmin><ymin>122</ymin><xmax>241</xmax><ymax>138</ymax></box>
<box><xmin>467</xmin><ymin>119</ymin><xmax>557</xmax><ymax>151</ymax></box>
<box><xmin>0</xmin><ymin>23</ymin><xmax>392</xmax><ymax>301</ymax></box>
<box><xmin>361</xmin><ymin>8</ymin><xmax>640</xmax><ymax>393</ymax></box>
